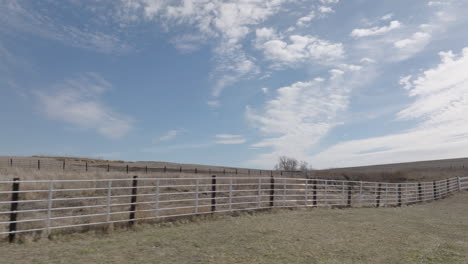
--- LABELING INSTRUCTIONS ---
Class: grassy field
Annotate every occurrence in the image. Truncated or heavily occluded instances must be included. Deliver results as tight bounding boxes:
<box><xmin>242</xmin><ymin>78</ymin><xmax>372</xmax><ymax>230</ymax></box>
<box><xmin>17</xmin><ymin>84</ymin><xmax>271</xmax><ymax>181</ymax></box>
<box><xmin>1</xmin><ymin>192</ymin><xmax>467</xmax><ymax>264</ymax></box>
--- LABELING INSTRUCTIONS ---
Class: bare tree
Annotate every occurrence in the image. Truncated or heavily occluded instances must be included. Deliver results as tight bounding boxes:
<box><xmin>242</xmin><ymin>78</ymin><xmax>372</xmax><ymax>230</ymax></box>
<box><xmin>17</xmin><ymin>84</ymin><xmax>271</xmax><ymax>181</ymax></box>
<box><xmin>299</xmin><ymin>161</ymin><xmax>309</xmax><ymax>172</ymax></box>
<box><xmin>274</xmin><ymin>156</ymin><xmax>298</xmax><ymax>171</ymax></box>
<box><xmin>299</xmin><ymin>161</ymin><xmax>315</xmax><ymax>177</ymax></box>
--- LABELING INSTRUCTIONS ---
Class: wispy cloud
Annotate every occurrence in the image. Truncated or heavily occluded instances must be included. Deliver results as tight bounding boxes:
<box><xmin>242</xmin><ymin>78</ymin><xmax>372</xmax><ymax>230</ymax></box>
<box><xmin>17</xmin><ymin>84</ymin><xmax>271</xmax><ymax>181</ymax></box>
<box><xmin>214</xmin><ymin>134</ymin><xmax>246</xmax><ymax>145</ymax></box>
<box><xmin>0</xmin><ymin>1</ymin><xmax>130</xmax><ymax>53</ymax></box>
<box><xmin>246</xmin><ymin>66</ymin><xmax>364</xmax><ymax>168</ymax></box>
<box><xmin>36</xmin><ymin>73</ymin><xmax>133</xmax><ymax>139</ymax></box>
<box><xmin>311</xmin><ymin>47</ymin><xmax>468</xmax><ymax>168</ymax></box>
<box><xmin>255</xmin><ymin>29</ymin><xmax>345</xmax><ymax>69</ymax></box>
<box><xmin>351</xmin><ymin>20</ymin><xmax>401</xmax><ymax>38</ymax></box>
<box><xmin>117</xmin><ymin>0</ymin><xmax>290</xmax><ymax>98</ymax></box>
<box><xmin>143</xmin><ymin>143</ymin><xmax>213</xmax><ymax>154</ymax></box>
<box><xmin>158</xmin><ymin>130</ymin><xmax>180</xmax><ymax>142</ymax></box>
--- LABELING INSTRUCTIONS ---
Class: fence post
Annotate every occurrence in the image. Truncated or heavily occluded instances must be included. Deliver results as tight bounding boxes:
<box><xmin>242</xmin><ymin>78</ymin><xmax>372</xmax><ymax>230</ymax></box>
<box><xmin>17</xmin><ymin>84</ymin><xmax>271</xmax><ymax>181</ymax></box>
<box><xmin>457</xmin><ymin>177</ymin><xmax>462</xmax><ymax>192</ymax></box>
<box><xmin>384</xmin><ymin>184</ymin><xmax>388</xmax><ymax>207</ymax></box>
<box><xmin>145</xmin><ymin>166</ymin><xmax>148</xmax><ymax>174</ymax></box>
<box><xmin>154</xmin><ymin>179</ymin><xmax>160</xmax><ymax>218</ymax></box>
<box><xmin>164</xmin><ymin>166</ymin><xmax>167</xmax><ymax>173</ymax></box>
<box><xmin>397</xmin><ymin>184</ymin><xmax>402</xmax><ymax>206</ymax></box>
<box><xmin>359</xmin><ymin>181</ymin><xmax>363</xmax><ymax>207</ymax></box>
<box><xmin>211</xmin><ymin>175</ymin><xmax>216</xmax><ymax>214</ymax></box>
<box><xmin>195</xmin><ymin>168</ymin><xmax>198</xmax><ymax>174</ymax></box>
<box><xmin>180</xmin><ymin>167</ymin><xmax>182</xmax><ymax>173</ymax></box>
<box><xmin>418</xmin><ymin>183</ymin><xmax>422</xmax><ymax>202</ymax></box>
<box><xmin>126</xmin><ymin>165</ymin><xmax>129</xmax><ymax>174</ymax></box>
<box><xmin>283</xmin><ymin>178</ymin><xmax>287</xmax><ymax>207</ymax></box>
<box><xmin>305</xmin><ymin>179</ymin><xmax>309</xmax><ymax>207</ymax></box>
<box><xmin>347</xmin><ymin>183</ymin><xmax>352</xmax><ymax>207</ymax></box>
<box><xmin>236</xmin><ymin>169</ymin><xmax>238</xmax><ymax>175</ymax></box>
<box><xmin>433</xmin><ymin>181</ymin><xmax>437</xmax><ymax>200</ymax></box>
<box><xmin>8</xmin><ymin>178</ymin><xmax>20</xmax><ymax>243</ymax></box>
<box><xmin>62</xmin><ymin>160</ymin><xmax>65</xmax><ymax>171</ymax></box>
<box><xmin>10</xmin><ymin>158</ymin><xmax>13</xmax><ymax>167</ymax></box>
<box><xmin>107</xmin><ymin>164</ymin><xmax>110</xmax><ymax>172</ymax></box>
<box><xmin>129</xmin><ymin>176</ymin><xmax>138</xmax><ymax>226</ymax></box>
<box><xmin>46</xmin><ymin>180</ymin><xmax>54</xmax><ymax>235</ymax></box>
<box><xmin>106</xmin><ymin>180</ymin><xmax>112</xmax><ymax>223</ymax></box>
<box><xmin>270</xmin><ymin>173</ymin><xmax>275</xmax><ymax>208</ymax></box>
<box><xmin>38</xmin><ymin>160</ymin><xmax>40</xmax><ymax>170</ymax></box>
<box><xmin>376</xmin><ymin>183</ymin><xmax>382</xmax><ymax>207</ymax></box>
<box><xmin>257</xmin><ymin>178</ymin><xmax>261</xmax><ymax>209</ymax></box>
<box><xmin>195</xmin><ymin>179</ymin><xmax>199</xmax><ymax>214</ymax></box>
<box><xmin>85</xmin><ymin>162</ymin><xmax>88</xmax><ymax>172</ymax></box>
<box><xmin>312</xmin><ymin>180</ymin><xmax>317</xmax><ymax>206</ymax></box>
<box><xmin>342</xmin><ymin>182</ymin><xmax>345</xmax><ymax>206</ymax></box>
<box><xmin>446</xmin><ymin>179</ymin><xmax>450</xmax><ymax>197</ymax></box>
<box><xmin>229</xmin><ymin>178</ymin><xmax>233</xmax><ymax>212</ymax></box>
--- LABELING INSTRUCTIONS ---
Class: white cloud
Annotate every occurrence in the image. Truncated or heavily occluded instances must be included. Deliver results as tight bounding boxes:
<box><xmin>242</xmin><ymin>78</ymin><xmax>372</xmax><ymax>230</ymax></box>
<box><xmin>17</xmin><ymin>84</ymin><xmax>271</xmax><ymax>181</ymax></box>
<box><xmin>381</xmin><ymin>13</ymin><xmax>394</xmax><ymax>21</ymax></box>
<box><xmin>214</xmin><ymin>134</ymin><xmax>246</xmax><ymax>144</ymax></box>
<box><xmin>207</xmin><ymin>100</ymin><xmax>221</xmax><ymax>107</ymax></box>
<box><xmin>119</xmin><ymin>0</ymin><xmax>289</xmax><ymax>97</ymax></box>
<box><xmin>36</xmin><ymin>73</ymin><xmax>133</xmax><ymax>139</ymax></box>
<box><xmin>360</xmin><ymin>57</ymin><xmax>376</xmax><ymax>64</ymax></box>
<box><xmin>397</xmin><ymin>48</ymin><xmax>468</xmax><ymax>125</ymax></box>
<box><xmin>261</xmin><ymin>87</ymin><xmax>269</xmax><ymax>94</ymax></box>
<box><xmin>0</xmin><ymin>1</ymin><xmax>130</xmax><ymax>53</ymax></box>
<box><xmin>296</xmin><ymin>11</ymin><xmax>316</xmax><ymax>27</ymax></box>
<box><xmin>351</xmin><ymin>20</ymin><xmax>401</xmax><ymax>38</ymax></box>
<box><xmin>320</xmin><ymin>0</ymin><xmax>339</xmax><ymax>3</ymax></box>
<box><xmin>311</xmin><ymin>47</ymin><xmax>468</xmax><ymax>168</ymax></box>
<box><xmin>170</xmin><ymin>34</ymin><xmax>207</xmax><ymax>53</ymax></box>
<box><xmin>143</xmin><ymin>143</ymin><xmax>213</xmax><ymax>153</ymax></box>
<box><xmin>318</xmin><ymin>6</ymin><xmax>334</xmax><ymax>14</ymax></box>
<box><xmin>212</xmin><ymin>47</ymin><xmax>259</xmax><ymax>97</ymax></box>
<box><xmin>246</xmin><ymin>67</ymin><xmax>362</xmax><ymax>168</ymax></box>
<box><xmin>428</xmin><ymin>1</ymin><xmax>448</xmax><ymax>7</ymax></box>
<box><xmin>256</xmin><ymin>33</ymin><xmax>345</xmax><ymax>68</ymax></box>
<box><xmin>158</xmin><ymin>130</ymin><xmax>180</xmax><ymax>142</ymax></box>
<box><xmin>399</xmin><ymin>75</ymin><xmax>412</xmax><ymax>90</ymax></box>
<box><xmin>391</xmin><ymin>3</ymin><xmax>465</xmax><ymax>60</ymax></box>
<box><xmin>394</xmin><ymin>31</ymin><xmax>432</xmax><ymax>55</ymax></box>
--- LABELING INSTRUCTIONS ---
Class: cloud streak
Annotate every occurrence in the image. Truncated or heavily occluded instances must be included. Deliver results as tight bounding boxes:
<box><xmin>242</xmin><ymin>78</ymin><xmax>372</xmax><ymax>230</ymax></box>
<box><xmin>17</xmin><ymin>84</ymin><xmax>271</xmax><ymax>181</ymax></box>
<box><xmin>36</xmin><ymin>73</ymin><xmax>133</xmax><ymax>139</ymax></box>
<box><xmin>246</xmin><ymin>66</ymin><xmax>363</xmax><ymax>168</ymax></box>
<box><xmin>351</xmin><ymin>20</ymin><xmax>401</xmax><ymax>38</ymax></box>
<box><xmin>311</xmin><ymin>47</ymin><xmax>468</xmax><ymax>168</ymax></box>
<box><xmin>214</xmin><ymin>134</ymin><xmax>246</xmax><ymax>144</ymax></box>
<box><xmin>0</xmin><ymin>0</ymin><xmax>130</xmax><ymax>53</ymax></box>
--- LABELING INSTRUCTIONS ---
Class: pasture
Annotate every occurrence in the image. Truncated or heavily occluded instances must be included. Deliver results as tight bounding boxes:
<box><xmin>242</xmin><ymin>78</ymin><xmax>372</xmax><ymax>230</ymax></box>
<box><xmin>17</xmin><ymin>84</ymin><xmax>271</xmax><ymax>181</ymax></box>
<box><xmin>0</xmin><ymin>192</ymin><xmax>467</xmax><ymax>264</ymax></box>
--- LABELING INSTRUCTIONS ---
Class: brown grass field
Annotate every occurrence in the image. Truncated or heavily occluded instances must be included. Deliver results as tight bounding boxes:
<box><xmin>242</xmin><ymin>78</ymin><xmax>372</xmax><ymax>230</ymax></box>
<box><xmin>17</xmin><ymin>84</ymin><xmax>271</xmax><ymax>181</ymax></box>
<box><xmin>2</xmin><ymin>155</ymin><xmax>468</xmax><ymax>182</ymax></box>
<box><xmin>0</xmin><ymin>156</ymin><xmax>464</xmax><ymax>242</ymax></box>
<box><xmin>0</xmin><ymin>192</ymin><xmax>466</xmax><ymax>264</ymax></box>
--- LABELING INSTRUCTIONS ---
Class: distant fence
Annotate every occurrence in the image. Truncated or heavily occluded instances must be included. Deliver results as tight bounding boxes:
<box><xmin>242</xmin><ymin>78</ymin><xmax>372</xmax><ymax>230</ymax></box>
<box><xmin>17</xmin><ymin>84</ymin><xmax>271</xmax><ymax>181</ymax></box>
<box><xmin>0</xmin><ymin>157</ymin><xmax>299</xmax><ymax>177</ymax></box>
<box><xmin>0</xmin><ymin>175</ymin><xmax>463</xmax><ymax>242</ymax></box>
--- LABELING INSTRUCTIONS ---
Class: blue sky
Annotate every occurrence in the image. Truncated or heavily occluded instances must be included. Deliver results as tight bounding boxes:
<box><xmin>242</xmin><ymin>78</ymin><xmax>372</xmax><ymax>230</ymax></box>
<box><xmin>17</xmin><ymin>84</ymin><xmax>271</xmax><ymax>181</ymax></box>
<box><xmin>1</xmin><ymin>0</ymin><xmax>468</xmax><ymax>169</ymax></box>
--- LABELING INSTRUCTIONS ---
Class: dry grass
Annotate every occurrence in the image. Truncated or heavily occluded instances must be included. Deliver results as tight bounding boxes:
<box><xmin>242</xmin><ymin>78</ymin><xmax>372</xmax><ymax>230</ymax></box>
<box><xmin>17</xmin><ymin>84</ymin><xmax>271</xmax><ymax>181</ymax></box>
<box><xmin>314</xmin><ymin>167</ymin><xmax>468</xmax><ymax>182</ymax></box>
<box><xmin>0</xmin><ymin>166</ymin><xmax>459</xmax><ymax>242</ymax></box>
<box><xmin>0</xmin><ymin>192</ymin><xmax>467</xmax><ymax>264</ymax></box>
<box><xmin>2</xmin><ymin>155</ymin><xmax>467</xmax><ymax>183</ymax></box>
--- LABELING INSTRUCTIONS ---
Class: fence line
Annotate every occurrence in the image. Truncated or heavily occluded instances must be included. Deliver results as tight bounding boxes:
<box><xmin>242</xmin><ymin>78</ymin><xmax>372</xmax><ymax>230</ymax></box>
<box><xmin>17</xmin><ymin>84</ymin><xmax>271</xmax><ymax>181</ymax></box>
<box><xmin>0</xmin><ymin>157</ymin><xmax>299</xmax><ymax>177</ymax></box>
<box><xmin>0</xmin><ymin>175</ymin><xmax>464</xmax><ymax>242</ymax></box>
